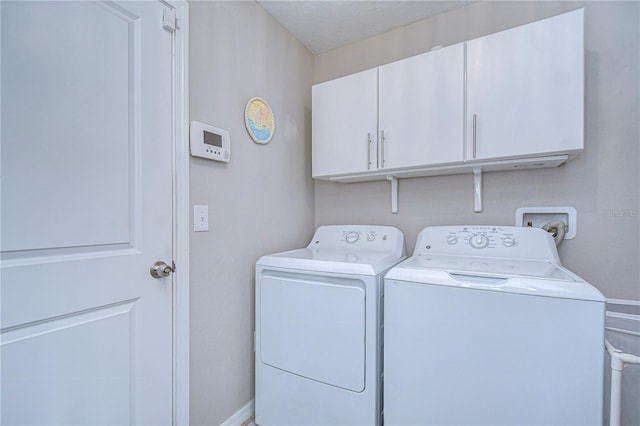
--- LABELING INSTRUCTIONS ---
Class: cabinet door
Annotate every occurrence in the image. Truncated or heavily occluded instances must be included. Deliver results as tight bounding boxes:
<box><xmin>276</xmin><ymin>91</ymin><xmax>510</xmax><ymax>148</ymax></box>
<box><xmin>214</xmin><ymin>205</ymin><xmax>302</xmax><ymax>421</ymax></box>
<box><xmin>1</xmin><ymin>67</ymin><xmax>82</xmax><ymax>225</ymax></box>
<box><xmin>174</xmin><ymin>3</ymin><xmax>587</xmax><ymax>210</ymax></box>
<box><xmin>467</xmin><ymin>9</ymin><xmax>584</xmax><ymax>161</ymax></box>
<box><xmin>379</xmin><ymin>43</ymin><xmax>464</xmax><ymax>169</ymax></box>
<box><xmin>312</xmin><ymin>68</ymin><xmax>378</xmax><ymax>178</ymax></box>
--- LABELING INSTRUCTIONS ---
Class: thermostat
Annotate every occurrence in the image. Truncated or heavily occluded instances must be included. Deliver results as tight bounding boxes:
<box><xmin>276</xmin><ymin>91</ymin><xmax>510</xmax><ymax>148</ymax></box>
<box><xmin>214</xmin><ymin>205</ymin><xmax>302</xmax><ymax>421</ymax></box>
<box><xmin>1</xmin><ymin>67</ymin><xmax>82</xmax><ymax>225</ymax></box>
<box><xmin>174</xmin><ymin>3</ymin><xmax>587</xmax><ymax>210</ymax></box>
<box><xmin>190</xmin><ymin>121</ymin><xmax>230</xmax><ymax>162</ymax></box>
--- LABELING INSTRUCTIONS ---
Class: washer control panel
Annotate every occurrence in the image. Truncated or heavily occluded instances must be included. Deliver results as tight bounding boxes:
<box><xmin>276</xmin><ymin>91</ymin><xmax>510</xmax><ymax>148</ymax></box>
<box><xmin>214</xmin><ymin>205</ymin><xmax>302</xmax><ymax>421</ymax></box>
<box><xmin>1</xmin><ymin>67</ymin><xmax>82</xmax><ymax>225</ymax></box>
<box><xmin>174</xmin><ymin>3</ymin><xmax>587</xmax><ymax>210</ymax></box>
<box><xmin>439</xmin><ymin>226</ymin><xmax>518</xmax><ymax>250</ymax></box>
<box><xmin>414</xmin><ymin>225</ymin><xmax>559</xmax><ymax>262</ymax></box>
<box><xmin>442</xmin><ymin>226</ymin><xmax>519</xmax><ymax>250</ymax></box>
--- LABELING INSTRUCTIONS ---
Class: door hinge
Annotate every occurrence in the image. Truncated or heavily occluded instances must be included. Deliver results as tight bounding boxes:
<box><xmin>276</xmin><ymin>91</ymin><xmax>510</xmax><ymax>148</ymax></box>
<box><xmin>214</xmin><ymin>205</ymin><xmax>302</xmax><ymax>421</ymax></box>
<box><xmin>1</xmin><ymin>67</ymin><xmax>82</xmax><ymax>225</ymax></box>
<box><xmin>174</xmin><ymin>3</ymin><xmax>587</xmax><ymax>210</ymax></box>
<box><xmin>163</xmin><ymin>8</ymin><xmax>179</xmax><ymax>32</ymax></box>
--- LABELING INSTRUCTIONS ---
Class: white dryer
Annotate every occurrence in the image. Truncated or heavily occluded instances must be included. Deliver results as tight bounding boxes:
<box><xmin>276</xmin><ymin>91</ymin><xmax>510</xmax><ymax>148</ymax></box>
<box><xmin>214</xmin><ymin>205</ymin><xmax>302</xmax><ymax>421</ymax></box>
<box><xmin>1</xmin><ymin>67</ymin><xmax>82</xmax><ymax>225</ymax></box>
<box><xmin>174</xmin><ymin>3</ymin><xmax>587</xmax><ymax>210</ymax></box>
<box><xmin>255</xmin><ymin>225</ymin><xmax>405</xmax><ymax>426</ymax></box>
<box><xmin>384</xmin><ymin>225</ymin><xmax>606</xmax><ymax>426</ymax></box>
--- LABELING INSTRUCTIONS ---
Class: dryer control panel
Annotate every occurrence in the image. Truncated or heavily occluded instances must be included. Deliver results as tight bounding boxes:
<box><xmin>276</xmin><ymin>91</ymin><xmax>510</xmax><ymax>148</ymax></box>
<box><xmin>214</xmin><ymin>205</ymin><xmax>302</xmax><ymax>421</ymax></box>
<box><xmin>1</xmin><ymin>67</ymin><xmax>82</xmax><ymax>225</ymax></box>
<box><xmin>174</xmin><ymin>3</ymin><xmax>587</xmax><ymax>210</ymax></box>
<box><xmin>308</xmin><ymin>225</ymin><xmax>405</xmax><ymax>256</ymax></box>
<box><xmin>413</xmin><ymin>226</ymin><xmax>559</xmax><ymax>263</ymax></box>
<box><xmin>343</xmin><ymin>229</ymin><xmax>380</xmax><ymax>244</ymax></box>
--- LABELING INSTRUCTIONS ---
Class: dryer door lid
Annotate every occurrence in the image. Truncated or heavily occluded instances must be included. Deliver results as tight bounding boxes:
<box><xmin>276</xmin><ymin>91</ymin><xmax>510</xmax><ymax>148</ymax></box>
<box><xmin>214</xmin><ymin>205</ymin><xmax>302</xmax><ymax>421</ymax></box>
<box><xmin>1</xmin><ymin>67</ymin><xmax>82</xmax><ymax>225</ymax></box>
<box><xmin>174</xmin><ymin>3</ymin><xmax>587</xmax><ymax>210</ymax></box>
<box><xmin>259</xmin><ymin>272</ymin><xmax>366</xmax><ymax>392</ymax></box>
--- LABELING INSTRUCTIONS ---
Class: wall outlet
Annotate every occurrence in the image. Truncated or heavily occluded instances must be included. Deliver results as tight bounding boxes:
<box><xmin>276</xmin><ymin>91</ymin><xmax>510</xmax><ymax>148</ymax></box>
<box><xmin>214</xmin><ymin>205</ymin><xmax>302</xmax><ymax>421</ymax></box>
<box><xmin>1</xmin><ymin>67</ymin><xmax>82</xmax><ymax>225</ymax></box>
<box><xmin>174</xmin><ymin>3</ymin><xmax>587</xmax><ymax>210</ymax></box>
<box><xmin>515</xmin><ymin>207</ymin><xmax>576</xmax><ymax>239</ymax></box>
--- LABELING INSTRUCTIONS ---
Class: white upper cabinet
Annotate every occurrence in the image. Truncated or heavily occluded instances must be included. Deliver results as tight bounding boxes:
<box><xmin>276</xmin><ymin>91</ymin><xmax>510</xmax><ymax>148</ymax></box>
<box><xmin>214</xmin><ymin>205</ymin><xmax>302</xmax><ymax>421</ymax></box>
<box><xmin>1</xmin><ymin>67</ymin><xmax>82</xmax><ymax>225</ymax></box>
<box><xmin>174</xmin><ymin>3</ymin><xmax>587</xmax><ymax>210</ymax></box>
<box><xmin>466</xmin><ymin>9</ymin><xmax>584</xmax><ymax>162</ymax></box>
<box><xmin>312</xmin><ymin>43</ymin><xmax>464</xmax><ymax>179</ymax></box>
<box><xmin>312</xmin><ymin>68</ymin><xmax>378</xmax><ymax>178</ymax></box>
<box><xmin>312</xmin><ymin>9</ymin><xmax>584</xmax><ymax>183</ymax></box>
<box><xmin>379</xmin><ymin>43</ymin><xmax>464</xmax><ymax>169</ymax></box>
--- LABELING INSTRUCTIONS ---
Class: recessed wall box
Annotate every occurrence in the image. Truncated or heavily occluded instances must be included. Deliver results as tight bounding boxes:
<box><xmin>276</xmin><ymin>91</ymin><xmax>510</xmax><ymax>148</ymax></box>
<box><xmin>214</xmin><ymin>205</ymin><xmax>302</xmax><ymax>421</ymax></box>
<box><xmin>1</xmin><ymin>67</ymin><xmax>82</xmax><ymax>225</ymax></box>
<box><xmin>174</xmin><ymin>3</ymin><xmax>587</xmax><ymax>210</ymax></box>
<box><xmin>515</xmin><ymin>207</ymin><xmax>577</xmax><ymax>239</ymax></box>
<box><xmin>190</xmin><ymin>121</ymin><xmax>230</xmax><ymax>163</ymax></box>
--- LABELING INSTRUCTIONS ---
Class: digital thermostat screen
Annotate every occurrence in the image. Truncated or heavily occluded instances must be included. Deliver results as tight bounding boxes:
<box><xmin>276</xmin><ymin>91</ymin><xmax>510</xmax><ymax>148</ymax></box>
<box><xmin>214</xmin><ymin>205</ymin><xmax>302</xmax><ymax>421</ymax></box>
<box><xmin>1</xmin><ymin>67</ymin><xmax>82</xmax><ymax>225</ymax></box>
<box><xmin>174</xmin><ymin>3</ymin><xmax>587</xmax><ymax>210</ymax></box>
<box><xmin>190</xmin><ymin>120</ymin><xmax>230</xmax><ymax>163</ymax></box>
<box><xmin>203</xmin><ymin>130</ymin><xmax>223</xmax><ymax>148</ymax></box>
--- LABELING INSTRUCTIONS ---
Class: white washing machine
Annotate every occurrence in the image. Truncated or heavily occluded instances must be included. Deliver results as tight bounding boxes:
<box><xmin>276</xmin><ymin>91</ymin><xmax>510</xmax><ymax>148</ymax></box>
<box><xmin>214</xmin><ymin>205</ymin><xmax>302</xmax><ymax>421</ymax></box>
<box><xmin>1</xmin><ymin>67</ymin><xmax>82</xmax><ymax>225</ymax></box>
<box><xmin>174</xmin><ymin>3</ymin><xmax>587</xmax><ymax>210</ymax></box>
<box><xmin>255</xmin><ymin>225</ymin><xmax>405</xmax><ymax>426</ymax></box>
<box><xmin>384</xmin><ymin>225</ymin><xmax>606</xmax><ymax>426</ymax></box>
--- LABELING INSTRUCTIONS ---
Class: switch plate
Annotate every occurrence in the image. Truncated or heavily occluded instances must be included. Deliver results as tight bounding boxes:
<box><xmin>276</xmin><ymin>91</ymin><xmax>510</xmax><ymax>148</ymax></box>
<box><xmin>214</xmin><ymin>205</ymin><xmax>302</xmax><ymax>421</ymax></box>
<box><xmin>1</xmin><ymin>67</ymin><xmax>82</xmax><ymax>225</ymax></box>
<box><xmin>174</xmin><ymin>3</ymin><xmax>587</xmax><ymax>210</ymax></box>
<box><xmin>193</xmin><ymin>205</ymin><xmax>209</xmax><ymax>232</ymax></box>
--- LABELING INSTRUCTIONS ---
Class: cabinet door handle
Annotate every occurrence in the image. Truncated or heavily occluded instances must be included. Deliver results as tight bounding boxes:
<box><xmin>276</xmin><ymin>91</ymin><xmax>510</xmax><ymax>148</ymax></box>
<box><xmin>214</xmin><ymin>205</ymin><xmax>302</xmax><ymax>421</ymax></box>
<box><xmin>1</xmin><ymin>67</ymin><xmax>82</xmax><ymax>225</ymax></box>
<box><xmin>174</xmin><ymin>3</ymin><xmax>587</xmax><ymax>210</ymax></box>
<box><xmin>381</xmin><ymin>130</ymin><xmax>386</xmax><ymax>168</ymax></box>
<box><xmin>367</xmin><ymin>132</ymin><xmax>373</xmax><ymax>169</ymax></box>
<box><xmin>472</xmin><ymin>114</ymin><xmax>477</xmax><ymax>159</ymax></box>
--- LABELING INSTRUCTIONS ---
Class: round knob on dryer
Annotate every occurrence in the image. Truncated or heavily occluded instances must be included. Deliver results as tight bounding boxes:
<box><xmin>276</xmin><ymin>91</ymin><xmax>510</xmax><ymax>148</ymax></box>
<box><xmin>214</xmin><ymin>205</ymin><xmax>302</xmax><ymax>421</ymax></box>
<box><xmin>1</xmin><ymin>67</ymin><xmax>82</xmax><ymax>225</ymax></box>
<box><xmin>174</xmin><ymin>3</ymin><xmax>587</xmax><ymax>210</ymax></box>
<box><xmin>446</xmin><ymin>234</ymin><xmax>458</xmax><ymax>245</ymax></box>
<box><xmin>345</xmin><ymin>231</ymin><xmax>360</xmax><ymax>244</ymax></box>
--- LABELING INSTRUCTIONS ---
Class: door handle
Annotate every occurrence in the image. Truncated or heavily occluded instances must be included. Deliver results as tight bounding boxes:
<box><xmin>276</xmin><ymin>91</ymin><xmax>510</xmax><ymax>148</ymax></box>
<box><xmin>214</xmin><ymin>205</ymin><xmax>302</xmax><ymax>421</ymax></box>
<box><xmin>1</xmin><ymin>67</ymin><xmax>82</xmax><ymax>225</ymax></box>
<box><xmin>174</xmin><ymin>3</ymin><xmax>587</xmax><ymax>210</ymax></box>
<box><xmin>367</xmin><ymin>132</ymin><xmax>373</xmax><ymax>169</ymax></box>
<box><xmin>150</xmin><ymin>261</ymin><xmax>173</xmax><ymax>279</ymax></box>
<box><xmin>472</xmin><ymin>114</ymin><xmax>477</xmax><ymax>159</ymax></box>
<box><xmin>381</xmin><ymin>130</ymin><xmax>386</xmax><ymax>168</ymax></box>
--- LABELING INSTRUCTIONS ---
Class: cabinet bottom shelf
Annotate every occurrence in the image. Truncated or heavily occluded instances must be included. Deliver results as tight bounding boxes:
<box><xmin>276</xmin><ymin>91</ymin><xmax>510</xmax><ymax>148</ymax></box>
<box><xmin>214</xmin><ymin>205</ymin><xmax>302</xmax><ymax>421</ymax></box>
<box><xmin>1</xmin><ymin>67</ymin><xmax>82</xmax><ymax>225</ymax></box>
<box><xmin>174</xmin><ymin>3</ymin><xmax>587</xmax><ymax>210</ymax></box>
<box><xmin>315</xmin><ymin>154</ymin><xmax>569</xmax><ymax>183</ymax></box>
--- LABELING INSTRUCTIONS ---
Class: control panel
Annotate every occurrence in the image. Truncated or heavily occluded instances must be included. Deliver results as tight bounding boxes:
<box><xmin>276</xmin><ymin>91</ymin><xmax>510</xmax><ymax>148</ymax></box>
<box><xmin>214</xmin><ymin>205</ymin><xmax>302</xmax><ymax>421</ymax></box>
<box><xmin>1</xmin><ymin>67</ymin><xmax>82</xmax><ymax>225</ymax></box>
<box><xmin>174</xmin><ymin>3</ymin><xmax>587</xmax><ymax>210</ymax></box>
<box><xmin>307</xmin><ymin>225</ymin><xmax>405</xmax><ymax>255</ymax></box>
<box><xmin>190</xmin><ymin>121</ymin><xmax>231</xmax><ymax>163</ymax></box>
<box><xmin>343</xmin><ymin>230</ymin><xmax>379</xmax><ymax>244</ymax></box>
<box><xmin>440</xmin><ymin>226</ymin><xmax>517</xmax><ymax>250</ymax></box>
<box><xmin>413</xmin><ymin>225</ymin><xmax>559</xmax><ymax>262</ymax></box>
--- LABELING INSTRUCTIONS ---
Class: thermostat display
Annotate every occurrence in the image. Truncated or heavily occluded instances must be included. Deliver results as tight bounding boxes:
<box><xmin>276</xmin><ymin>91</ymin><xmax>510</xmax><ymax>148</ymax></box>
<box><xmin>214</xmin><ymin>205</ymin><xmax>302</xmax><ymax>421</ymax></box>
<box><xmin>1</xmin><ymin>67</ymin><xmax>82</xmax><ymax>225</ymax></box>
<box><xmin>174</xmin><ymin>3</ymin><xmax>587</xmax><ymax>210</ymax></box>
<box><xmin>190</xmin><ymin>121</ymin><xmax>230</xmax><ymax>162</ymax></box>
<box><xmin>204</xmin><ymin>131</ymin><xmax>222</xmax><ymax>148</ymax></box>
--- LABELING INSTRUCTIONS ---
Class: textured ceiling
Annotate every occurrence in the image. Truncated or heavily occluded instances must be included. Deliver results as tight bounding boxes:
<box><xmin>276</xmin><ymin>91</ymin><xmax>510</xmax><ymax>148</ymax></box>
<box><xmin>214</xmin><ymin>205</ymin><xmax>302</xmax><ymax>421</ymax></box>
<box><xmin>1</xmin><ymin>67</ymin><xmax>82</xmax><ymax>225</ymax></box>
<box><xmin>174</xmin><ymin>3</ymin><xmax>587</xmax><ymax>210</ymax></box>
<box><xmin>257</xmin><ymin>0</ymin><xmax>474</xmax><ymax>54</ymax></box>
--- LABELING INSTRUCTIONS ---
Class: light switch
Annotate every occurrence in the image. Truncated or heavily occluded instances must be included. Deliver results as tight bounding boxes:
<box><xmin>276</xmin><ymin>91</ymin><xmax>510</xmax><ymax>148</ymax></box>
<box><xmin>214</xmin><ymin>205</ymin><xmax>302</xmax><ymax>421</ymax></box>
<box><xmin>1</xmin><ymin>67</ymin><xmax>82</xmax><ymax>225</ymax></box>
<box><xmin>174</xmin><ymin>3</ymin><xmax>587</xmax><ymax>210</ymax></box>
<box><xmin>193</xmin><ymin>205</ymin><xmax>209</xmax><ymax>232</ymax></box>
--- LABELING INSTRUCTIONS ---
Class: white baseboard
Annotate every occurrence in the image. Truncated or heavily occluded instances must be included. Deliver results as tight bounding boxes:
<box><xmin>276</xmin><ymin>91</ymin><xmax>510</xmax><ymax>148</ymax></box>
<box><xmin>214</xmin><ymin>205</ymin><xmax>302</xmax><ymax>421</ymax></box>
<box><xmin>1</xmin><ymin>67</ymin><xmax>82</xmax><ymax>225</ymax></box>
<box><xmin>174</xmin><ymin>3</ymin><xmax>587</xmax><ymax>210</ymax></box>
<box><xmin>220</xmin><ymin>399</ymin><xmax>255</xmax><ymax>426</ymax></box>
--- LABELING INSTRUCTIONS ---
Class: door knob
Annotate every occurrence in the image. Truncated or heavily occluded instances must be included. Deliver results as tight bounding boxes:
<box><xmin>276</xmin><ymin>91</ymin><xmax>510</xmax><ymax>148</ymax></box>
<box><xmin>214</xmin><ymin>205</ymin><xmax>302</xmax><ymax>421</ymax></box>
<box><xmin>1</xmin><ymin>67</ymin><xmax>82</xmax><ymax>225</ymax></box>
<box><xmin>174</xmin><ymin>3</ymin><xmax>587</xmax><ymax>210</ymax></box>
<box><xmin>150</xmin><ymin>261</ymin><xmax>173</xmax><ymax>279</ymax></box>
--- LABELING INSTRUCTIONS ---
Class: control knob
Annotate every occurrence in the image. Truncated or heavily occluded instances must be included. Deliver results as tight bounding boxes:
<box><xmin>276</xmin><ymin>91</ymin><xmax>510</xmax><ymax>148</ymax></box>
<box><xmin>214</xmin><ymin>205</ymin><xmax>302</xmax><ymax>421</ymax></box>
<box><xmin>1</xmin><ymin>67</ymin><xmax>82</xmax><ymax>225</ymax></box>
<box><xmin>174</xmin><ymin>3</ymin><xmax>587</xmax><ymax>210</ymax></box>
<box><xmin>502</xmin><ymin>237</ymin><xmax>516</xmax><ymax>247</ymax></box>
<box><xmin>469</xmin><ymin>233</ymin><xmax>490</xmax><ymax>249</ymax></box>
<box><xmin>446</xmin><ymin>234</ymin><xmax>458</xmax><ymax>245</ymax></box>
<box><xmin>345</xmin><ymin>231</ymin><xmax>360</xmax><ymax>244</ymax></box>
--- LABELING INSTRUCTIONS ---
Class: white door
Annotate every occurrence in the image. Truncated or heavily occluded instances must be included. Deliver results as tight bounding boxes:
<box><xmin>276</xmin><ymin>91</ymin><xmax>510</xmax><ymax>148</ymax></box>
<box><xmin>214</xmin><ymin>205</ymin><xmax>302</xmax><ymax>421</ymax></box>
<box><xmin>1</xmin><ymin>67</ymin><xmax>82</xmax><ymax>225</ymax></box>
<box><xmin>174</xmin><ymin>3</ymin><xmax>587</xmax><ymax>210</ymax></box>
<box><xmin>312</xmin><ymin>68</ymin><xmax>378</xmax><ymax>178</ymax></box>
<box><xmin>1</xmin><ymin>1</ymin><xmax>175</xmax><ymax>424</ymax></box>
<box><xmin>379</xmin><ymin>43</ymin><xmax>464</xmax><ymax>169</ymax></box>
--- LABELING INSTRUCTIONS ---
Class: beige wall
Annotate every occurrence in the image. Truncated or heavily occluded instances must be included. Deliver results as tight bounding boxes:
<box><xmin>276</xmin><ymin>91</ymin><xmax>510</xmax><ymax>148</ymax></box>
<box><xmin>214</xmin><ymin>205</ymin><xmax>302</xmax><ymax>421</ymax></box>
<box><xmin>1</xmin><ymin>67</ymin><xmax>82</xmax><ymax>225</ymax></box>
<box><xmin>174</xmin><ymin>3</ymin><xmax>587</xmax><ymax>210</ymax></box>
<box><xmin>188</xmin><ymin>1</ymin><xmax>638</xmax><ymax>423</ymax></box>
<box><xmin>314</xmin><ymin>1</ymin><xmax>640</xmax><ymax>301</ymax></box>
<box><xmin>189</xmin><ymin>1</ymin><xmax>314</xmax><ymax>424</ymax></box>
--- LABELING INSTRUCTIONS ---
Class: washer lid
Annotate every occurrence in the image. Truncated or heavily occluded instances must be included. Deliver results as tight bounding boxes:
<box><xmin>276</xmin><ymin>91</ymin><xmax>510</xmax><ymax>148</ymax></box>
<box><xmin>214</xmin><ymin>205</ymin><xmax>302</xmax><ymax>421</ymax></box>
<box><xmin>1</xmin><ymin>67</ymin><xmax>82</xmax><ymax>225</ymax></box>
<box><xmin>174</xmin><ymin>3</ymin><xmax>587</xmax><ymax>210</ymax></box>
<box><xmin>386</xmin><ymin>254</ymin><xmax>605</xmax><ymax>302</ymax></box>
<box><xmin>404</xmin><ymin>254</ymin><xmax>574</xmax><ymax>281</ymax></box>
<box><xmin>257</xmin><ymin>247</ymin><xmax>404</xmax><ymax>275</ymax></box>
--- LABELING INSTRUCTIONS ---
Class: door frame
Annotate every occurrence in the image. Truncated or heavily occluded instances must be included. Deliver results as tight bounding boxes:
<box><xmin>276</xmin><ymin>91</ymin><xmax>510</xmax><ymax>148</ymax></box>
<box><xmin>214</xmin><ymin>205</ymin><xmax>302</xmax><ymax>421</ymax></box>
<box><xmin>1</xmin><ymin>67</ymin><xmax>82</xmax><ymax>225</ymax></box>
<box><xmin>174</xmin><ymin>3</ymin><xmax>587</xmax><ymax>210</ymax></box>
<box><xmin>165</xmin><ymin>1</ymin><xmax>190</xmax><ymax>424</ymax></box>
